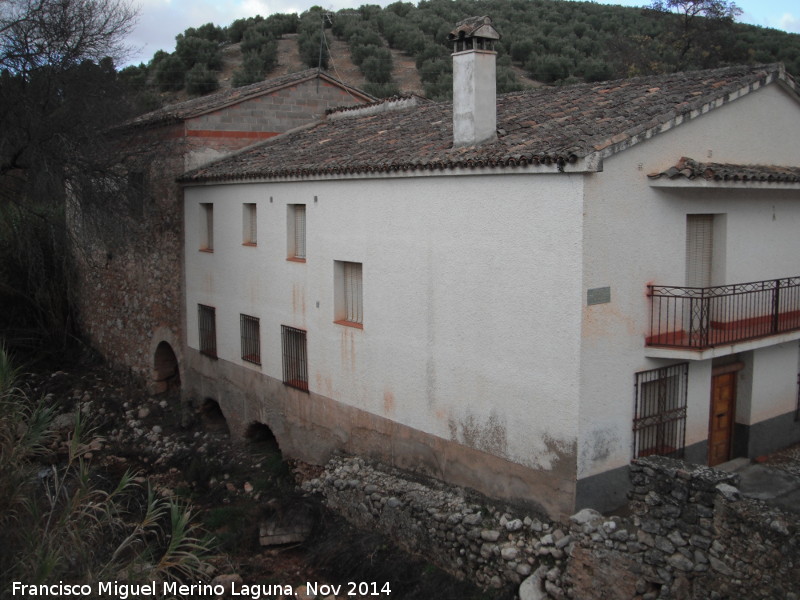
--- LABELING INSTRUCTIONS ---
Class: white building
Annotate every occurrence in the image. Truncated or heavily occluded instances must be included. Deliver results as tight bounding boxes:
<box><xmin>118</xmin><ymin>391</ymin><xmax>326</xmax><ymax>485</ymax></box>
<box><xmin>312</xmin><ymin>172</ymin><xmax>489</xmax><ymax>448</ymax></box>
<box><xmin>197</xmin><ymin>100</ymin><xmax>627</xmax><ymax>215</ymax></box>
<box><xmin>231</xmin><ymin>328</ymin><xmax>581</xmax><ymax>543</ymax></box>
<box><xmin>180</xmin><ymin>19</ymin><xmax>800</xmax><ymax>518</ymax></box>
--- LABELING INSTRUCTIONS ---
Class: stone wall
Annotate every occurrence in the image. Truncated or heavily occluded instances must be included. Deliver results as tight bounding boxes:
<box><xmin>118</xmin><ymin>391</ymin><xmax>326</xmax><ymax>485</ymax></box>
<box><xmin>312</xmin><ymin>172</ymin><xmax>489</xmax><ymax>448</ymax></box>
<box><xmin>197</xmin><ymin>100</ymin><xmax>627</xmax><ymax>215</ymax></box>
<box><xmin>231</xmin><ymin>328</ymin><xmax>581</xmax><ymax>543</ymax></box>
<box><xmin>73</xmin><ymin>130</ymin><xmax>186</xmax><ymax>384</ymax></box>
<box><xmin>186</xmin><ymin>79</ymin><xmax>369</xmax><ymax>135</ymax></box>
<box><xmin>302</xmin><ymin>455</ymin><xmax>799</xmax><ymax>600</ymax></box>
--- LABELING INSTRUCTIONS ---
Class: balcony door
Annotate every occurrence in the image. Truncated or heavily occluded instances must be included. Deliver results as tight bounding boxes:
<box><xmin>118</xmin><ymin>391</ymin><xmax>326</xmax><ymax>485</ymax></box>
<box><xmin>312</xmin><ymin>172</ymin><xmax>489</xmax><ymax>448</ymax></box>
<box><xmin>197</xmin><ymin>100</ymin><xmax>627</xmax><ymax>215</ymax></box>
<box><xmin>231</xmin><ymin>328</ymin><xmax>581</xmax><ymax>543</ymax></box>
<box><xmin>686</xmin><ymin>214</ymin><xmax>714</xmax><ymax>288</ymax></box>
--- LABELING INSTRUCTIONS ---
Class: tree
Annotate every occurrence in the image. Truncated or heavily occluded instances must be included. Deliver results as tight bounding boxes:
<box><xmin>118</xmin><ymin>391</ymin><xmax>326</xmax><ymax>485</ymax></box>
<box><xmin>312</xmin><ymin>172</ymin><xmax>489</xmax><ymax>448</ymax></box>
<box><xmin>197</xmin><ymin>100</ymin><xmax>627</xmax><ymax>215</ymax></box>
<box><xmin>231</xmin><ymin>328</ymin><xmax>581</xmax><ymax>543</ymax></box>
<box><xmin>649</xmin><ymin>0</ymin><xmax>742</xmax><ymax>69</ymax></box>
<box><xmin>0</xmin><ymin>0</ymin><xmax>139</xmax><ymax>349</ymax></box>
<box><xmin>0</xmin><ymin>0</ymin><xmax>137</xmax><ymax>75</ymax></box>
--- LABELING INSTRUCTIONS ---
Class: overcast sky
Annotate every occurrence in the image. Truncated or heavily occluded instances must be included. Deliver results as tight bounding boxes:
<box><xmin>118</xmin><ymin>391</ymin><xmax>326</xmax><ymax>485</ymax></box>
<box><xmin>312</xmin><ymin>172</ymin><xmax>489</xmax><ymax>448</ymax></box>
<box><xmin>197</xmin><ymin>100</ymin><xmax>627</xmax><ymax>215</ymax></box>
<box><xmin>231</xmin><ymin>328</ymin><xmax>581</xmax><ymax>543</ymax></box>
<box><xmin>125</xmin><ymin>0</ymin><xmax>800</xmax><ymax>66</ymax></box>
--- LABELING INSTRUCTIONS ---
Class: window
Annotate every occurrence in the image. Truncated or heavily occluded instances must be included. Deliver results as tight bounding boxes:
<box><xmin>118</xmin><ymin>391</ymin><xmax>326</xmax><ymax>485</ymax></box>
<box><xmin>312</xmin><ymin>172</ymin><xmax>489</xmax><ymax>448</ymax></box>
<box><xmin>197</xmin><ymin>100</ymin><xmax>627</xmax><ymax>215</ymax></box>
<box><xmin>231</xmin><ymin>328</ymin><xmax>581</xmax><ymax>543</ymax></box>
<box><xmin>633</xmin><ymin>363</ymin><xmax>688</xmax><ymax>459</ymax></box>
<box><xmin>243</xmin><ymin>203</ymin><xmax>257</xmax><ymax>245</ymax></box>
<box><xmin>281</xmin><ymin>325</ymin><xmax>308</xmax><ymax>391</ymax></box>
<box><xmin>200</xmin><ymin>203</ymin><xmax>214</xmax><ymax>251</ymax></box>
<box><xmin>240</xmin><ymin>314</ymin><xmax>261</xmax><ymax>364</ymax></box>
<box><xmin>288</xmin><ymin>204</ymin><xmax>306</xmax><ymax>260</ymax></box>
<box><xmin>198</xmin><ymin>305</ymin><xmax>217</xmax><ymax>358</ymax></box>
<box><xmin>335</xmin><ymin>261</ymin><xmax>363</xmax><ymax>326</ymax></box>
<box><xmin>686</xmin><ymin>214</ymin><xmax>713</xmax><ymax>288</ymax></box>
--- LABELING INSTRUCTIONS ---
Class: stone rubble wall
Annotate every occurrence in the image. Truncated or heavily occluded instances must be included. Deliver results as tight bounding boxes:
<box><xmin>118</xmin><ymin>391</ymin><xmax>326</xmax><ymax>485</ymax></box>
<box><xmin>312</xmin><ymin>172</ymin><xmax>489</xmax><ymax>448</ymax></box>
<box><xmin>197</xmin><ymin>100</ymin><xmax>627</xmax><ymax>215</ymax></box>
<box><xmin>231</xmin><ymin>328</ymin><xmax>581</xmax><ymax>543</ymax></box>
<box><xmin>302</xmin><ymin>455</ymin><xmax>799</xmax><ymax>600</ymax></box>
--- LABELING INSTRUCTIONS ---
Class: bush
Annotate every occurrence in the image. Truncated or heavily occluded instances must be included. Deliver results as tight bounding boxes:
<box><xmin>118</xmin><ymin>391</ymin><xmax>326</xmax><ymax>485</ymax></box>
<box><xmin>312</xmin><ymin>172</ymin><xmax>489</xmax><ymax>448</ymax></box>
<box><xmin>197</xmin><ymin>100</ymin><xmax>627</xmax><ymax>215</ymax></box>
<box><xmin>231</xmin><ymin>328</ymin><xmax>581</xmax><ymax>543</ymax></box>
<box><xmin>361</xmin><ymin>52</ymin><xmax>393</xmax><ymax>84</ymax></box>
<box><xmin>0</xmin><ymin>347</ymin><xmax>215</xmax><ymax>589</ymax></box>
<box><xmin>232</xmin><ymin>48</ymin><xmax>278</xmax><ymax>87</ymax></box>
<box><xmin>363</xmin><ymin>81</ymin><xmax>400</xmax><ymax>98</ymax></box>
<box><xmin>185</xmin><ymin>63</ymin><xmax>219</xmax><ymax>96</ymax></box>
<box><xmin>154</xmin><ymin>55</ymin><xmax>187</xmax><ymax>92</ymax></box>
<box><xmin>175</xmin><ymin>36</ymin><xmax>223</xmax><ymax>71</ymax></box>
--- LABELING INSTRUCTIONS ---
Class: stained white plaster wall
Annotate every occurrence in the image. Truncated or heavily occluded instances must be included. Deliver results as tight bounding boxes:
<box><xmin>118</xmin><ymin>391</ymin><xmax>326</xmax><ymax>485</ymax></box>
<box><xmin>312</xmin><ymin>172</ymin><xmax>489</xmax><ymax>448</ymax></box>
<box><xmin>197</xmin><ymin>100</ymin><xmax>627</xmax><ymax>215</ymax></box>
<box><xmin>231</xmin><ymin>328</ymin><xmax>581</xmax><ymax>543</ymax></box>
<box><xmin>748</xmin><ymin>342</ymin><xmax>800</xmax><ymax>424</ymax></box>
<box><xmin>578</xmin><ymin>83</ymin><xmax>800</xmax><ymax>479</ymax></box>
<box><xmin>184</xmin><ymin>172</ymin><xmax>585</xmax><ymax>472</ymax></box>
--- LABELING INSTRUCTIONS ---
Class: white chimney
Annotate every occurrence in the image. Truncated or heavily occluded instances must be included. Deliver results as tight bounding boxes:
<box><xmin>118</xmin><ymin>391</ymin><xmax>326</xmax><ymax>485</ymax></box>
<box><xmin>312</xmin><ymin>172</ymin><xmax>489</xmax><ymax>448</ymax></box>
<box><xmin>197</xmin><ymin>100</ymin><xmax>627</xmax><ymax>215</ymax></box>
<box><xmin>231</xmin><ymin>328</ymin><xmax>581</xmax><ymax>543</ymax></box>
<box><xmin>449</xmin><ymin>16</ymin><xmax>500</xmax><ymax>148</ymax></box>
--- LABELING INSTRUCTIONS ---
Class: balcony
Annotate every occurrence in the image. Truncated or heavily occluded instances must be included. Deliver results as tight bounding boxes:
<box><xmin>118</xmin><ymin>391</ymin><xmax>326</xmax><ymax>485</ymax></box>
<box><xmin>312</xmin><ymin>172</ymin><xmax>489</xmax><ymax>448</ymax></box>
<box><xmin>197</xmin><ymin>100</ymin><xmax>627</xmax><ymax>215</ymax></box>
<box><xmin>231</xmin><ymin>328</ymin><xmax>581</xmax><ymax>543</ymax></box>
<box><xmin>647</xmin><ymin>276</ymin><xmax>800</xmax><ymax>352</ymax></box>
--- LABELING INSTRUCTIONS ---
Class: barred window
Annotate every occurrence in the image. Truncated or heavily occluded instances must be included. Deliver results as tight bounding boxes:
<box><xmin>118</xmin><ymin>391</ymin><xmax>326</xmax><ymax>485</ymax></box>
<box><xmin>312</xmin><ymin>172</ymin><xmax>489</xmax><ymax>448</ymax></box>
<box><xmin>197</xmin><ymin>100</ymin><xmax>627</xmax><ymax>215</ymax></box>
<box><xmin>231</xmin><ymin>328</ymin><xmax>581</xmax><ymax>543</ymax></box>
<box><xmin>633</xmin><ymin>363</ymin><xmax>689</xmax><ymax>459</ymax></box>
<box><xmin>240</xmin><ymin>314</ymin><xmax>260</xmax><ymax>365</ymax></box>
<box><xmin>198</xmin><ymin>305</ymin><xmax>217</xmax><ymax>358</ymax></box>
<box><xmin>281</xmin><ymin>325</ymin><xmax>308</xmax><ymax>391</ymax></box>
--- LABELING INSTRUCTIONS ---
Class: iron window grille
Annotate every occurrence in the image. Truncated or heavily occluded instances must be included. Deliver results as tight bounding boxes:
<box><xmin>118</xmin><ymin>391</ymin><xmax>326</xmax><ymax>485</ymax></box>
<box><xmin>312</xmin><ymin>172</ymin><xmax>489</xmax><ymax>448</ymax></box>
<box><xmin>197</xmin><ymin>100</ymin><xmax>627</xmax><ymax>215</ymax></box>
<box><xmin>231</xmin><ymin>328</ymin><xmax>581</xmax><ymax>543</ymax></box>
<box><xmin>281</xmin><ymin>325</ymin><xmax>308</xmax><ymax>391</ymax></box>
<box><xmin>633</xmin><ymin>363</ymin><xmax>689</xmax><ymax>459</ymax></box>
<box><xmin>240</xmin><ymin>314</ymin><xmax>261</xmax><ymax>365</ymax></box>
<box><xmin>198</xmin><ymin>304</ymin><xmax>217</xmax><ymax>358</ymax></box>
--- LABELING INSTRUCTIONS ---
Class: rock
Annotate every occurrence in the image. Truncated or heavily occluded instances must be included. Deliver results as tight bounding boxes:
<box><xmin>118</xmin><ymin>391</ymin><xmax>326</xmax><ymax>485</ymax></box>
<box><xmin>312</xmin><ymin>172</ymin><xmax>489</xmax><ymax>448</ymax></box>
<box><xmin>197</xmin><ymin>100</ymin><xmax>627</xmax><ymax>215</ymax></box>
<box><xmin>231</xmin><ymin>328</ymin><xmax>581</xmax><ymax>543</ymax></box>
<box><xmin>481</xmin><ymin>529</ymin><xmax>501</xmax><ymax>542</ymax></box>
<box><xmin>463</xmin><ymin>512</ymin><xmax>483</xmax><ymax>526</ymax></box>
<box><xmin>151</xmin><ymin>425</ymin><xmax>162</xmax><ymax>434</ymax></box>
<box><xmin>505</xmin><ymin>518</ymin><xmax>523</xmax><ymax>532</ymax></box>
<box><xmin>667</xmin><ymin>552</ymin><xmax>694</xmax><ymax>571</ymax></box>
<box><xmin>715</xmin><ymin>483</ymin><xmax>741</xmax><ymax>501</ymax></box>
<box><xmin>519</xmin><ymin>573</ymin><xmax>547</xmax><ymax>600</ymax></box>
<box><xmin>570</xmin><ymin>507</ymin><xmax>603</xmax><ymax>527</ymax></box>
<box><xmin>138</xmin><ymin>407</ymin><xmax>150</xmax><ymax>419</ymax></box>
<box><xmin>259</xmin><ymin>506</ymin><xmax>314</xmax><ymax>546</ymax></box>
<box><xmin>211</xmin><ymin>574</ymin><xmax>242</xmax><ymax>597</ymax></box>
<box><xmin>501</xmin><ymin>545</ymin><xmax>519</xmax><ymax>560</ymax></box>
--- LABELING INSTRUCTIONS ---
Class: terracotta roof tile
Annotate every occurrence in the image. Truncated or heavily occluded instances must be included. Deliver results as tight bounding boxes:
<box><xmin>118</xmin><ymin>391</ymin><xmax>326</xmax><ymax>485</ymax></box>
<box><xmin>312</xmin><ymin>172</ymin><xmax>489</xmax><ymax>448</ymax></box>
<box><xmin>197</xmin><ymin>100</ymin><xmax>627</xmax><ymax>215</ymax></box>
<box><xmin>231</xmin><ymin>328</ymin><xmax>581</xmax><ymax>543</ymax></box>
<box><xmin>182</xmin><ymin>64</ymin><xmax>797</xmax><ymax>183</ymax></box>
<box><xmin>649</xmin><ymin>157</ymin><xmax>800</xmax><ymax>183</ymax></box>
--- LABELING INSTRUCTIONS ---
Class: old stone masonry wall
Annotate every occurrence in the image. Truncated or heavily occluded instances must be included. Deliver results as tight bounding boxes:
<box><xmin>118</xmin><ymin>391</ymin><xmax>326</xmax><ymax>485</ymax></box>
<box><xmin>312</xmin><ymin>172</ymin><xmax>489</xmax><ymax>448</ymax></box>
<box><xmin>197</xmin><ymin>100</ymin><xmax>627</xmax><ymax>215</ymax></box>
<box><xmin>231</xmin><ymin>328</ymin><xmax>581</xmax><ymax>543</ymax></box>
<box><xmin>302</xmin><ymin>455</ymin><xmax>799</xmax><ymax>600</ymax></box>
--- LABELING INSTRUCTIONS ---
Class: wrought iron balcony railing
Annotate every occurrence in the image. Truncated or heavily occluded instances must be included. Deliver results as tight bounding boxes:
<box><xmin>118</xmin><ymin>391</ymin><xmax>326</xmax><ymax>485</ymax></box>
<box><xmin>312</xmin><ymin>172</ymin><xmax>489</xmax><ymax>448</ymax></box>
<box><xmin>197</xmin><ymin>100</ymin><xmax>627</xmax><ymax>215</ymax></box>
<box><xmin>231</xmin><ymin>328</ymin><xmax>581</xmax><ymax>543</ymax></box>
<box><xmin>647</xmin><ymin>276</ymin><xmax>800</xmax><ymax>349</ymax></box>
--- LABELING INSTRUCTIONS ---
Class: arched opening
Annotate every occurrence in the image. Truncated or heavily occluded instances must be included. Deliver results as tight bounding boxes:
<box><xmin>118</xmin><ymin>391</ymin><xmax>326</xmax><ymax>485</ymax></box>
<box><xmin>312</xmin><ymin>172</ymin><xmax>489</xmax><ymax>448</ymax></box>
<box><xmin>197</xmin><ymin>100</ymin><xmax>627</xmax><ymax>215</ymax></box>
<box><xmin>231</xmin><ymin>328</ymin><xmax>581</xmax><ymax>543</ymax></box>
<box><xmin>200</xmin><ymin>398</ymin><xmax>229</xmax><ymax>434</ymax></box>
<box><xmin>152</xmin><ymin>341</ymin><xmax>180</xmax><ymax>394</ymax></box>
<box><xmin>245</xmin><ymin>421</ymin><xmax>281</xmax><ymax>453</ymax></box>
<box><xmin>245</xmin><ymin>422</ymin><xmax>285</xmax><ymax>478</ymax></box>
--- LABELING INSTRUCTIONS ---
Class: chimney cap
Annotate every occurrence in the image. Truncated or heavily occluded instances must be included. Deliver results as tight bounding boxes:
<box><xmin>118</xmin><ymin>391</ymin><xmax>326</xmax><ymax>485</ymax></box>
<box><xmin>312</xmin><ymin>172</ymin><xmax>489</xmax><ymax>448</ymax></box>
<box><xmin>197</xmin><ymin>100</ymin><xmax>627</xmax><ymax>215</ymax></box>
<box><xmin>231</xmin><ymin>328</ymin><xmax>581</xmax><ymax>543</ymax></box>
<box><xmin>448</xmin><ymin>16</ymin><xmax>501</xmax><ymax>43</ymax></box>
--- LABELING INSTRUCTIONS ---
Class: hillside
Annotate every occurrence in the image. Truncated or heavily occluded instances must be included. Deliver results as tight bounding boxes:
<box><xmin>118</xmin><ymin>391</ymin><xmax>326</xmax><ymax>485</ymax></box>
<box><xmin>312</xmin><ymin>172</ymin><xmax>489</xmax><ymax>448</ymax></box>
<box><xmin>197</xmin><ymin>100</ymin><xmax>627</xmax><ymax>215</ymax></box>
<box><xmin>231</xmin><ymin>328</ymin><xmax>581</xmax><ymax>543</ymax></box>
<box><xmin>120</xmin><ymin>0</ymin><xmax>800</xmax><ymax>109</ymax></box>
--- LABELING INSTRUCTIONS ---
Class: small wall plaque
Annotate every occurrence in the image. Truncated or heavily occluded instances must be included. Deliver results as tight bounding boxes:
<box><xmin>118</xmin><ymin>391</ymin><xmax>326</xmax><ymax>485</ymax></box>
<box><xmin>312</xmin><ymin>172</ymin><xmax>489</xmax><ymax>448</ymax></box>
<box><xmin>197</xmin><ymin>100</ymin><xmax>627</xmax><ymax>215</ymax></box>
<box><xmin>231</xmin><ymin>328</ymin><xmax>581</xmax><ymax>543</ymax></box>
<box><xmin>587</xmin><ymin>286</ymin><xmax>611</xmax><ymax>306</ymax></box>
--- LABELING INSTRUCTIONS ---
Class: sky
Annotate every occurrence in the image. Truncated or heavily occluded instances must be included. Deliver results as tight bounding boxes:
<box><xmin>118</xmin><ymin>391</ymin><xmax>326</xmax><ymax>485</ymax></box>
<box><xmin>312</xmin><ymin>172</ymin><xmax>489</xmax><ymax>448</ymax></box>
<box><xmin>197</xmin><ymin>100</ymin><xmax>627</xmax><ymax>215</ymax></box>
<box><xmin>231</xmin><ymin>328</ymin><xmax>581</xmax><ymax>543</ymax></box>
<box><xmin>124</xmin><ymin>0</ymin><xmax>800</xmax><ymax>66</ymax></box>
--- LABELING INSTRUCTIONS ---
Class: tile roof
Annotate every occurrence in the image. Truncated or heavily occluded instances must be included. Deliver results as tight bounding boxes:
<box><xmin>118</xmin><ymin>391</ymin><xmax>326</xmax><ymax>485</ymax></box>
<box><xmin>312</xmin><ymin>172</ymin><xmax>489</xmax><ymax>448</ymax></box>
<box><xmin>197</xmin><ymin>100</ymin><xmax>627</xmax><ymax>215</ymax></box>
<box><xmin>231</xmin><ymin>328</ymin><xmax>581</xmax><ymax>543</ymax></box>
<box><xmin>650</xmin><ymin>157</ymin><xmax>800</xmax><ymax>183</ymax></box>
<box><xmin>181</xmin><ymin>64</ymin><xmax>798</xmax><ymax>183</ymax></box>
<box><xmin>127</xmin><ymin>69</ymin><xmax>375</xmax><ymax>128</ymax></box>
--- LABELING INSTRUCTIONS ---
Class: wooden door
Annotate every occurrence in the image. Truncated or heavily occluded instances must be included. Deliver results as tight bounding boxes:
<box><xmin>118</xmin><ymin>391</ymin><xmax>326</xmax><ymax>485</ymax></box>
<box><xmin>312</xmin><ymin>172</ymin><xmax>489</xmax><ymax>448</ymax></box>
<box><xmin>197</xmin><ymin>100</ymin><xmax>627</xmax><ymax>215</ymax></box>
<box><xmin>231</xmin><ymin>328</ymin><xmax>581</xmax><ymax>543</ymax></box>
<box><xmin>709</xmin><ymin>372</ymin><xmax>736</xmax><ymax>466</ymax></box>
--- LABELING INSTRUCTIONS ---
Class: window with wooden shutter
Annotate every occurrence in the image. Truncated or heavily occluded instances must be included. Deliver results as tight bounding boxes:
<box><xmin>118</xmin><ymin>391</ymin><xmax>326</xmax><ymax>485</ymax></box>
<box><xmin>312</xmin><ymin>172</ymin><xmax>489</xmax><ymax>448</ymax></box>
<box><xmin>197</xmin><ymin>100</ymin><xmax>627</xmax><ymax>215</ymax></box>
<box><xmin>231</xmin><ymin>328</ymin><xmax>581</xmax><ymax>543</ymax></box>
<box><xmin>335</xmin><ymin>261</ymin><xmax>363</xmax><ymax>327</ymax></box>
<box><xmin>200</xmin><ymin>203</ymin><xmax>213</xmax><ymax>251</ymax></box>
<box><xmin>288</xmin><ymin>204</ymin><xmax>306</xmax><ymax>260</ymax></box>
<box><xmin>686</xmin><ymin>214</ymin><xmax>713</xmax><ymax>288</ymax></box>
<box><xmin>243</xmin><ymin>203</ymin><xmax>257</xmax><ymax>245</ymax></box>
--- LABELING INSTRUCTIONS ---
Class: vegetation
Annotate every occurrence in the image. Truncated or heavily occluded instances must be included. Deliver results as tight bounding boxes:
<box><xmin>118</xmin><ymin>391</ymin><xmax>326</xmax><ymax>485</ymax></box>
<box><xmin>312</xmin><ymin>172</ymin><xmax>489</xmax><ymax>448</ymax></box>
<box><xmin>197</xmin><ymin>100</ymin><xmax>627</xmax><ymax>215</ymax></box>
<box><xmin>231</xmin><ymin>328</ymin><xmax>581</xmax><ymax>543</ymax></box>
<box><xmin>127</xmin><ymin>0</ymin><xmax>798</xmax><ymax>101</ymax></box>
<box><xmin>0</xmin><ymin>347</ymin><xmax>215</xmax><ymax>592</ymax></box>
<box><xmin>0</xmin><ymin>0</ymin><xmax>151</xmax><ymax>354</ymax></box>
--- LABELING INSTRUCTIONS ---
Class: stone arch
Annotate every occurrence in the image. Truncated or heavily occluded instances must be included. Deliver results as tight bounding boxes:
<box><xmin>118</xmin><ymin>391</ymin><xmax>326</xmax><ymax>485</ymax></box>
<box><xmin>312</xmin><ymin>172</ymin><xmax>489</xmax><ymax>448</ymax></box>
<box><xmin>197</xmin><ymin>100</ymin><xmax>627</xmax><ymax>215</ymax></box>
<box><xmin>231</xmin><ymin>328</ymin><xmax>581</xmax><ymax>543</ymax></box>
<box><xmin>245</xmin><ymin>421</ymin><xmax>282</xmax><ymax>453</ymax></box>
<box><xmin>200</xmin><ymin>397</ymin><xmax>230</xmax><ymax>435</ymax></box>
<box><xmin>149</xmin><ymin>327</ymin><xmax>183</xmax><ymax>395</ymax></box>
<box><xmin>152</xmin><ymin>341</ymin><xmax>180</xmax><ymax>394</ymax></box>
